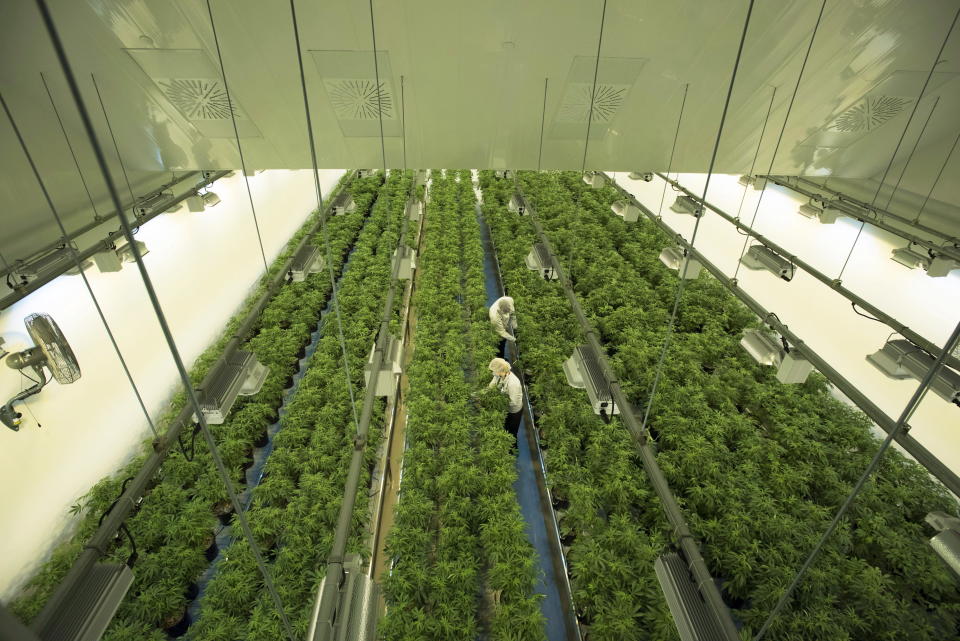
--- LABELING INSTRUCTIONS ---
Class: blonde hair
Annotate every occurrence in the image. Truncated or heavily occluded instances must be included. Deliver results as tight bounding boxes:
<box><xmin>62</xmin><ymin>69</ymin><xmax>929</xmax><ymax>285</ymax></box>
<box><xmin>488</xmin><ymin>357</ymin><xmax>511</xmax><ymax>376</ymax></box>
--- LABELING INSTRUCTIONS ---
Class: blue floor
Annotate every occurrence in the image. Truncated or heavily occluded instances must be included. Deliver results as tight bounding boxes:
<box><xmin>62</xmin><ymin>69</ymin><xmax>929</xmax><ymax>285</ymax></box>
<box><xmin>476</xmin><ymin>204</ymin><xmax>572</xmax><ymax>641</ymax></box>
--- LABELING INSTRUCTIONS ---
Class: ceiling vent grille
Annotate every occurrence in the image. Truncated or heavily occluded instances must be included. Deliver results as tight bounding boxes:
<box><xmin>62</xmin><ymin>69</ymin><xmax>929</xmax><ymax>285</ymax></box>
<box><xmin>325</xmin><ymin>79</ymin><xmax>393</xmax><ymax>120</ymax></box>
<box><xmin>828</xmin><ymin>95</ymin><xmax>912</xmax><ymax>133</ymax></box>
<box><xmin>158</xmin><ymin>78</ymin><xmax>235</xmax><ymax>120</ymax></box>
<box><xmin>557</xmin><ymin>83</ymin><xmax>628</xmax><ymax>123</ymax></box>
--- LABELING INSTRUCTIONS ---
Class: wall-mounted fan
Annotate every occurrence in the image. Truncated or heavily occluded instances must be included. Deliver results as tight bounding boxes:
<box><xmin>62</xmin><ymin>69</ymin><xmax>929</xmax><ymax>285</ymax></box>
<box><xmin>1</xmin><ymin>313</ymin><xmax>80</xmax><ymax>431</ymax></box>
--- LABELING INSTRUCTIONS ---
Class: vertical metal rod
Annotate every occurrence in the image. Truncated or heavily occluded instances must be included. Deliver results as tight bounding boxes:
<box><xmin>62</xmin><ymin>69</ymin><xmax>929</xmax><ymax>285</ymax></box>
<box><xmin>0</xmin><ymin>90</ymin><xmax>158</xmax><ymax>438</ymax></box>
<box><xmin>31</xmin><ymin>3</ymin><xmax>296</xmax><ymax>639</ymax></box>
<box><xmin>205</xmin><ymin>0</ymin><xmax>269</xmax><ymax>272</ymax></box>
<box><xmin>656</xmin><ymin>82</ymin><xmax>689</xmax><ymax>216</ymax></box>
<box><xmin>368</xmin><ymin>0</ymin><xmax>387</xmax><ymax>171</ymax></box>
<box><xmin>537</xmin><ymin>77</ymin><xmax>548</xmax><ymax>171</ymax></box>
<box><xmin>915</xmin><ymin>128</ymin><xmax>960</xmax><ymax>224</ymax></box>
<box><xmin>579</xmin><ymin>0</ymin><xmax>608</xmax><ymax>174</ymax></box>
<box><xmin>883</xmin><ymin>96</ymin><xmax>939</xmax><ymax>211</ymax></box>
<box><xmin>89</xmin><ymin>75</ymin><xmax>136</xmax><ymax>205</ymax></box>
<box><xmin>400</xmin><ymin>75</ymin><xmax>407</xmax><ymax>171</ymax></box>
<box><xmin>753</xmin><ymin>319</ymin><xmax>960</xmax><ymax>641</ymax></box>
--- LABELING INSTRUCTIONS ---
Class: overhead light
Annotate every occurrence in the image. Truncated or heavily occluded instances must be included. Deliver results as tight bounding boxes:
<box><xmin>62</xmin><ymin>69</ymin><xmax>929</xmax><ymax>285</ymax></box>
<box><xmin>289</xmin><ymin>244</ymin><xmax>325</xmax><ymax>282</ymax></box>
<box><xmin>796</xmin><ymin>198</ymin><xmax>843</xmax><ymax>223</ymax></box>
<box><xmin>867</xmin><ymin>339</ymin><xmax>960</xmax><ymax>405</ymax></box>
<box><xmin>891</xmin><ymin>246</ymin><xmax>930</xmax><ymax>270</ymax></box>
<box><xmin>562</xmin><ymin>344</ymin><xmax>618</xmax><ymax>419</ymax></box>
<box><xmin>926</xmin><ymin>511</ymin><xmax>960</xmax><ymax>579</ymax></box>
<box><xmin>525</xmin><ymin>243</ymin><xmax>558</xmax><ymax>280</ymax></box>
<box><xmin>659</xmin><ymin>246</ymin><xmax>702</xmax><ymax>279</ymax></box>
<box><xmin>654</xmin><ymin>553</ymin><xmax>728</xmax><ymax>641</ymax></box>
<box><xmin>493</xmin><ymin>170</ymin><xmax>505</xmax><ymax>179</ymax></box>
<box><xmin>740</xmin><ymin>245</ymin><xmax>795</xmax><ymax>281</ymax></box>
<box><xmin>393</xmin><ymin>245</ymin><xmax>417</xmax><ymax>280</ymax></box>
<box><xmin>405</xmin><ymin>197</ymin><xmax>422</xmax><ymax>222</ymax></box>
<box><xmin>364</xmin><ymin>336</ymin><xmax>402</xmax><ymax>397</ymax></box>
<box><xmin>582</xmin><ymin>172</ymin><xmax>605</xmax><ymax>189</ymax></box>
<box><xmin>201</xmin><ymin>191</ymin><xmax>221</xmax><ymax>208</ymax></box>
<box><xmin>628</xmin><ymin>171</ymin><xmax>653</xmax><ymax>182</ymax></box>
<box><xmin>927</xmin><ymin>255</ymin><xmax>959</xmax><ymax>278</ymax></box>
<box><xmin>610</xmin><ymin>200</ymin><xmax>640</xmax><ymax>222</ymax></box>
<box><xmin>31</xmin><ymin>562</ymin><xmax>134</xmax><ymax>641</ymax></box>
<box><xmin>14</xmin><ymin>246</ymin><xmax>75</xmax><ymax>279</ymax></box>
<box><xmin>508</xmin><ymin>193</ymin><xmax>528</xmax><ymax>215</ymax></box>
<box><xmin>738</xmin><ymin>175</ymin><xmax>767</xmax><ymax>190</ymax></box>
<box><xmin>797</xmin><ymin>199</ymin><xmax>823</xmax><ymax>219</ymax></box>
<box><xmin>133</xmin><ymin>190</ymin><xmax>173</xmax><ymax>217</ymax></box>
<box><xmin>331</xmin><ymin>191</ymin><xmax>356</xmax><ymax>216</ymax></box>
<box><xmin>117</xmin><ymin>240</ymin><xmax>148</xmax><ymax>263</ymax></box>
<box><xmin>197</xmin><ymin>350</ymin><xmax>269</xmax><ymax>424</ymax></box>
<box><xmin>669</xmin><ymin>195</ymin><xmax>703</xmax><ymax>217</ymax></box>
<box><xmin>357</xmin><ymin>169</ymin><xmax>378</xmax><ymax>179</ymax></box>
<box><xmin>740</xmin><ymin>328</ymin><xmax>813</xmax><ymax>383</ymax></box>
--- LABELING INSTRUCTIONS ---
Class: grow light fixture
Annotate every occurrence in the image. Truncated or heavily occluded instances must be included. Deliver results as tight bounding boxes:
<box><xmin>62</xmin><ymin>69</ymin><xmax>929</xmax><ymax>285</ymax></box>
<box><xmin>891</xmin><ymin>246</ymin><xmax>930</xmax><ymax>270</ymax></box>
<box><xmin>392</xmin><ymin>245</ymin><xmax>417</xmax><ymax>280</ymax></box>
<box><xmin>331</xmin><ymin>191</ymin><xmax>356</xmax><ymax>216</ymax></box>
<box><xmin>740</xmin><ymin>329</ymin><xmax>814</xmax><ymax>384</ymax></box>
<box><xmin>654</xmin><ymin>553</ymin><xmax>728</xmax><ymax>641</ymax></box>
<box><xmin>508</xmin><ymin>193</ymin><xmax>528</xmax><ymax>215</ymax></box>
<box><xmin>201</xmin><ymin>191</ymin><xmax>221</xmax><ymax>208</ymax></box>
<box><xmin>197</xmin><ymin>350</ymin><xmax>269</xmax><ymax>424</ymax></box>
<box><xmin>628</xmin><ymin>171</ymin><xmax>653</xmax><ymax>181</ymax></box>
<box><xmin>289</xmin><ymin>244</ymin><xmax>325</xmax><ymax>282</ymax></box>
<box><xmin>493</xmin><ymin>170</ymin><xmax>505</xmax><ymax>179</ymax></box>
<box><xmin>739</xmin><ymin>245</ymin><xmax>795</xmax><ymax>281</ymax></box>
<box><xmin>525</xmin><ymin>243</ymin><xmax>559</xmax><ymax>280</ymax></box>
<box><xmin>738</xmin><ymin>174</ymin><xmax>767</xmax><ymax>190</ymax></box>
<box><xmin>562</xmin><ymin>344</ymin><xmax>619</xmax><ymax>418</ymax></box>
<box><xmin>670</xmin><ymin>195</ymin><xmax>703</xmax><ymax>217</ymax></box>
<box><xmin>356</xmin><ymin>169</ymin><xmax>377</xmax><ymax>179</ymax></box>
<box><xmin>307</xmin><ymin>554</ymin><xmax>378</xmax><ymax>641</ymax></box>
<box><xmin>13</xmin><ymin>247</ymin><xmax>75</xmax><ymax>280</ymax></box>
<box><xmin>364</xmin><ymin>336</ymin><xmax>402</xmax><ymax>397</ymax></box>
<box><xmin>659</xmin><ymin>246</ymin><xmax>702</xmax><ymax>279</ymax></box>
<box><xmin>405</xmin><ymin>197</ymin><xmax>422</xmax><ymax>222</ymax></box>
<box><xmin>866</xmin><ymin>339</ymin><xmax>960</xmax><ymax>404</ymax></box>
<box><xmin>133</xmin><ymin>190</ymin><xmax>173</xmax><ymax>217</ymax></box>
<box><xmin>610</xmin><ymin>200</ymin><xmax>640</xmax><ymax>222</ymax></box>
<box><xmin>928</xmin><ymin>255</ymin><xmax>960</xmax><ymax>278</ymax></box>
<box><xmin>31</xmin><ymin>562</ymin><xmax>134</xmax><ymax>641</ymax></box>
<box><xmin>94</xmin><ymin>240</ymin><xmax>149</xmax><ymax>273</ymax></box>
<box><xmin>582</xmin><ymin>172</ymin><xmax>605</xmax><ymax>189</ymax></box>
<box><xmin>926</xmin><ymin>511</ymin><xmax>960</xmax><ymax>579</ymax></box>
<box><xmin>797</xmin><ymin>198</ymin><xmax>823</xmax><ymax>219</ymax></box>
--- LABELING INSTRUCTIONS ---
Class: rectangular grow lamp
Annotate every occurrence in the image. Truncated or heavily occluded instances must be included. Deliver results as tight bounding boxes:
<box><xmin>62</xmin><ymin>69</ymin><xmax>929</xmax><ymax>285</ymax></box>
<box><xmin>562</xmin><ymin>344</ymin><xmax>619</xmax><ymax>417</ymax></box>
<box><xmin>508</xmin><ymin>193</ymin><xmax>528</xmax><ymax>215</ymax></box>
<box><xmin>331</xmin><ymin>191</ymin><xmax>356</xmax><ymax>216</ymax></box>
<box><xmin>867</xmin><ymin>339</ymin><xmax>960</xmax><ymax>404</ymax></box>
<box><xmin>525</xmin><ymin>243</ymin><xmax>559</xmax><ymax>280</ymax></box>
<box><xmin>818</xmin><ymin>203</ymin><xmax>844</xmax><ymax>224</ymax></box>
<box><xmin>654</xmin><ymin>553</ymin><xmax>727</xmax><ymax>641</ymax></box>
<box><xmin>628</xmin><ymin>171</ymin><xmax>653</xmax><ymax>181</ymax></box>
<box><xmin>405</xmin><ymin>197</ymin><xmax>422</xmax><ymax>222</ymax></box>
<box><xmin>738</xmin><ymin>175</ymin><xmax>767</xmax><ymax>190</ymax></box>
<box><xmin>740</xmin><ymin>245</ymin><xmax>795</xmax><ymax>281</ymax></box>
<box><xmin>392</xmin><ymin>245</ymin><xmax>417</xmax><ymax>280</ymax></box>
<box><xmin>582</xmin><ymin>172</ymin><xmax>605</xmax><ymax>189</ymax></box>
<box><xmin>116</xmin><ymin>240</ymin><xmax>148</xmax><ymax>264</ymax></box>
<box><xmin>610</xmin><ymin>200</ymin><xmax>640</xmax><ymax>222</ymax></box>
<box><xmin>198</xmin><ymin>350</ymin><xmax>269</xmax><ymax>424</ymax></box>
<box><xmin>364</xmin><ymin>336</ymin><xmax>402</xmax><ymax>397</ymax></box>
<box><xmin>290</xmin><ymin>244</ymin><xmax>325</xmax><ymax>282</ymax></box>
<box><xmin>31</xmin><ymin>562</ymin><xmax>133</xmax><ymax>641</ymax></box>
<box><xmin>307</xmin><ymin>555</ymin><xmax>378</xmax><ymax>641</ymax></box>
<box><xmin>133</xmin><ymin>190</ymin><xmax>173</xmax><ymax>217</ymax></box>
<box><xmin>670</xmin><ymin>195</ymin><xmax>703</xmax><ymax>217</ymax></box>
<box><xmin>891</xmin><ymin>246</ymin><xmax>930</xmax><ymax>270</ymax></box>
<box><xmin>740</xmin><ymin>329</ymin><xmax>813</xmax><ymax>384</ymax></box>
<box><xmin>797</xmin><ymin>199</ymin><xmax>822</xmax><ymax>219</ymax></box>
<box><xmin>928</xmin><ymin>256</ymin><xmax>959</xmax><ymax>278</ymax></box>
<box><xmin>356</xmin><ymin>169</ymin><xmax>376</xmax><ymax>179</ymax></box>
<box><xmin>493</xmin><ymin>170</ymin><xmax>505</xmax><ymax>178</ymax></box>
<box><xmin>659</xmin><ymin>246</ymin><xmax>702</xmax><ymax>279</ymax></box>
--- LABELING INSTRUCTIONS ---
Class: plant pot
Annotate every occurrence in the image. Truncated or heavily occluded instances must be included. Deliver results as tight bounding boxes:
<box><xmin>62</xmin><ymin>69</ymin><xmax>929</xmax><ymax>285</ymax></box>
<box><xmin>283</xmin><ymin>375</ymin><xmax>295</xmax><ymax>390</ymax></box>
<box><xmin>204</xmin><ymin>537</ymin><xmax>219</xmax><ymax>563</ymax></box>
<box><xmin>552</xmin><ymin>495</ymin><xmax>570</xmax><ymax>511</ymax></box>
<box><xmin>212</xmin><ymin>500</ymin><xmax>234</xmax><ymax>526</ymax></box>
<box><xmin>163</xmin><ymin>607</ymin><xmax>191</xmax><ymax>638</ymax></box>
<box><xmin>560</xmin><ymin>532</ymin><xmax>577</xmax><ymax>547</ymax></box>
<box><xmin>183</xmin><ymin>582</ymin><xmax>199</xmax><ymax>601</ymax></box>
<box><xmin>252</xmin><ymin>430</ymin><xmax>269</xmax><ymax>449</ymax></box>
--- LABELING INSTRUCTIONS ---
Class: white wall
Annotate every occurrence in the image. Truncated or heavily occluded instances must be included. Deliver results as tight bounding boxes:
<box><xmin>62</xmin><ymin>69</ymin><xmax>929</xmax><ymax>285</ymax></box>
<box><xmin>609</xmin><ymin>172</ymin><xmax>960</xmax><ymax>478</ymax></box>
<box><xmin>0</xmin><ymin>169</ymin><xmax>344</xmax><ymax>600</ymax></box>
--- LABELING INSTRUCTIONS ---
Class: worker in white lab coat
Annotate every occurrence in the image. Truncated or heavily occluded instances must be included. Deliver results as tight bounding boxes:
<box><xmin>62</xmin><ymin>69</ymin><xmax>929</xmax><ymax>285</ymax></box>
<box><xmin>489</xmin><ymin>295</ymin><xmax>517</xmax><ymax>358</ymax></box>
<box><xmin>488</xmin><ymin>357</ymin><xmax>524</xmax><ymax>450</ymax></box>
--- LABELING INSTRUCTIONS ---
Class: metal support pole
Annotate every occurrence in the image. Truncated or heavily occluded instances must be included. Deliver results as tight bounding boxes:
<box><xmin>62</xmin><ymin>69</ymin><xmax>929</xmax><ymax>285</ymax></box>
<box><xmin>608</xmin><ymin>177</ymin><xmax>960</xmax><ymax>497</ymax></box>
<box><xmin>652</xmin><ymin>173</ymin><xmax>960</xmax><ymax>370</ymax></box>
<box><xmin>519</xmin><ymin>191</ymin><xmax>741</xmax><ymax>641</ymax></box>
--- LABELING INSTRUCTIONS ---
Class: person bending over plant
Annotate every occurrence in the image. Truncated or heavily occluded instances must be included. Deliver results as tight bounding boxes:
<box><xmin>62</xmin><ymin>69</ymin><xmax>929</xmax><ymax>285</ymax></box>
<box><xmin>489</xmin><ymin>295</ymin><xmax>517</xmax><ymax>358</ymax></box>
<box><xmin>487</xmin><ymin>357</ymin><xmax>523</xmax><ymax>452</ymax></box>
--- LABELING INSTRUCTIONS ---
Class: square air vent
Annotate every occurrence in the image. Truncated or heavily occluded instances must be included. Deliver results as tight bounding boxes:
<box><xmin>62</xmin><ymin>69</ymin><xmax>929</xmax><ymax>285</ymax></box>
<box><xmin>550</xmin><ymin>56</ymin><xmax>646</xmax><ymax>140</ymax></box>
<box><xmin>324</xmin><ymin>79</ymin><xmax>393</xmax><ymax>120</ymax></box>
<box><xmin>311</xmin><ymin>50</ymin><xmax>402</xmax><ymax>138</ymax></box>
<box><xmin>556</xmin><ymin>83</ymin><xmax>629</xmax><ymax>124</ymax></box>
<box><xmin>158</xmin><ymin>78</ymin><xmax>235</xmax><ymax>120</ymax></box>
<box><xmin>827</xmin><ymin>95</ymin><xmax>912</xmax><ymax>133</ymax></box>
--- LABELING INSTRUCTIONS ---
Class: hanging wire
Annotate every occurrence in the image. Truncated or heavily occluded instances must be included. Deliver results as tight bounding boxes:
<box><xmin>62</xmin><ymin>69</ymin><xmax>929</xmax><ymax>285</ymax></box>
<box><xmin>31</xmin><ymin>3</ymin><xmax>296</xmax><ymax>639</ymax></box>
<box><xmin>205</xmin><ymin>0</ymin><xmax>269</xmax><ymax>272</ymax></box>
<box><xmin>882</xmin><ymin>96</ymin><xmax>940</xmax><ymax>211</ymax></box>
<box><xmin>836</xmin><ymin>7</ymin><xmax>960</xmax><ymax>282</ymax></box>
<box><xmin>89</xmin><ymin>75</ymin><xmax>137</xmax><ymax>206</ymax></box>
<box><xmin>732</xmin><ymin>0</ymin><xmax>827</xmax><ymax>283</ymax></box>
<box><xmin>14</xmin><ymin>83</ymin><xmax>158</xmax><ymax>438</ymax></box>
<box><xmin>40</xmin><ymin>73</ymin><xmax>100</xmax><ymax>220</ymax></box>
<box><xmin>914</xmin><ymin>128</ymin><xmax>960</xmax><ymax>225</ymax></box>
<box><xmin>579</xmin><ymin>0</ymin><xmax>609</xmax><ymax>174</ymax></box>
<box><xmin>639</xmin><ymin>0</ymin><xmax>756</xmax><ymax>433</ymax></box>
<box><xmin>287</xmin><ymin>0</ymin><xmax>362</xmax><ymax>437</ymax></box>
<box><xmin>400</xmin><ymin>75</ymin><xmax>407</xmax><ymax>171</ymax></box>
<box><xmin>656</xmin><ymin>83</ymin><xmax>690</xmax><ymax>216</ymax></box>
<box><xmin>537</xmin><ymin>77</ymin><xmax>549</xmax><ymax>171</ymax></box>
<box><xmin>730</xmin><ymin>85</ymin><xmax>778</xmax><ymax>281</ymax></box>
<box><xmin>368</xmin><ymin>0</ymin><xmax>388</xmax><ymax>171</ymax></box>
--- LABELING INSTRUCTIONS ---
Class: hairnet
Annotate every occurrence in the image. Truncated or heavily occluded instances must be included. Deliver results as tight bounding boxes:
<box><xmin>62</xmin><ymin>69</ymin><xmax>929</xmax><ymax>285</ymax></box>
<box><xmin>488</xmin><ymin>357</ymin><xmax>511</xmax><ymax>376</ymax></box>
<box><xmin>499</xmin><ymin>296</ymin><xmax>514</xmax><ymax>312</ymax></box>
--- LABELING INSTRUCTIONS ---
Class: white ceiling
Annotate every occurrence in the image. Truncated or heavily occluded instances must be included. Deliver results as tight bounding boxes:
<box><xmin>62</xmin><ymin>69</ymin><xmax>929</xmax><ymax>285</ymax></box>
<box><xmin>1</xmin><ymin>0</ymin><xmax>959</xmax><ymax>266</ymax></box>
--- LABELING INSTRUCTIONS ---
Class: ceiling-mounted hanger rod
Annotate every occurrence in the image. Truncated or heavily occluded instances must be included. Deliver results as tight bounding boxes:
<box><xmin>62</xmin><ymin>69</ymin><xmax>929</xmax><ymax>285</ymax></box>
<box><xmin>608</xmin><ymin>175</ymin><xmax>960</xmax><ymax>498</ymax></box>
<box><xmin>652</xmin><ymin>172</ymin><xmax>960</xmax><ymax>369</ymax></box>
<box><xmin>767</xmin><ymin>175</ymin><xmax>960</xmax><ymax>257</ymax></box>
<box><xmin>0</xmin><ymin>170</ymin><xmax>203</xmax><ymax>282</ymax></box>
<box><xmin>517</xmin><ymin>186</ymin><xmax>742</xmax><ymax>641</ymax></box>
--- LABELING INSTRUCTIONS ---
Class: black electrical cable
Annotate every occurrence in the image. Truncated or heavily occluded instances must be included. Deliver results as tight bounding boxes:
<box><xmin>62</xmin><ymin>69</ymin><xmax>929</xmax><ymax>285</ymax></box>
<box><xmin>850</xmin><ymin>302</ymin><xmax>883</xmax><ymax>323</ymax></box>
<box><xmin>205</xmin><ymin>0</ymin><xmax>269</xmax><ymax>272</ymax></box>
<box><xmin>537</xmin><ymin>77</ymin><xmax>549</xmax><ymax>171</ymax></box>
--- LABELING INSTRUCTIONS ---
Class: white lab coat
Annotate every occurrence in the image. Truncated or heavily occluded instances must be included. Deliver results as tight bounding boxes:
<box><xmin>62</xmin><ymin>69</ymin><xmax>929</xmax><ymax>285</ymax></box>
<box><xmin>489</xmin><ymin>371</ymin><xmax>523</xmax><ymax>413</ymax></box>
<box><xmin>489</xmin><ymin>296</ymin><xmax>516</xmax><ymax>340</ymax></box>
